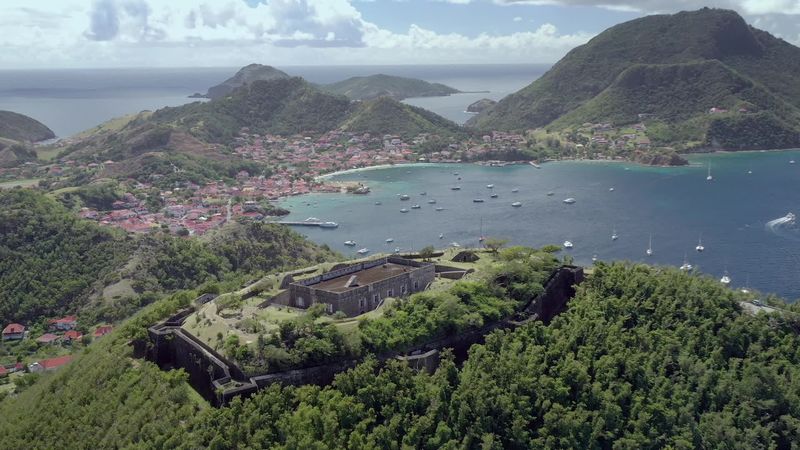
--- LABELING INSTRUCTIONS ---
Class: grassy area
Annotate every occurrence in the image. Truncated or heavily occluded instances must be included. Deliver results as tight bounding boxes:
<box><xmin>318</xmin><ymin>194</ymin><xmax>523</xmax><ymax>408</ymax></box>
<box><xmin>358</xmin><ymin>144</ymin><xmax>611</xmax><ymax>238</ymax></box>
<box><xmin>0</xmin><ymin>178</ymin><xmax>41</xmax><ymax>189</ymax></box>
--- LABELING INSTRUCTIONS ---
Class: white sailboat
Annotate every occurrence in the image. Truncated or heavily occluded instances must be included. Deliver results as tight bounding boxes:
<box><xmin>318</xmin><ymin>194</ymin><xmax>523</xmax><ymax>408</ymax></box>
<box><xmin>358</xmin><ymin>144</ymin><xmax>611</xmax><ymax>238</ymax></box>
<box><xmin>696</xmin><ymin>234</ymin><xmax>705</xmax><ymax>252</ymax></box>
<box><xmin>592</xmin><ymin>254</ymin><xmax>598</xmax><ymax>263</ymax></box>
<box><xmin>646</xmin><ymin>234</ymin><xmax>653</xmax><ymax>256</ymax></box>
<box><xmin>680</xmin><ymin>253</ymin><xmax>693</xmax><ymax>271</ymax></box>
<box><xmin>706</xmin><ymin>163</ymin><xmax>713</xmax><ymax>181</ymax></box>
<box><xmin>611</xmin><ymin>228</ymin><xmax>618</xmax><ymax>241</ymax></box>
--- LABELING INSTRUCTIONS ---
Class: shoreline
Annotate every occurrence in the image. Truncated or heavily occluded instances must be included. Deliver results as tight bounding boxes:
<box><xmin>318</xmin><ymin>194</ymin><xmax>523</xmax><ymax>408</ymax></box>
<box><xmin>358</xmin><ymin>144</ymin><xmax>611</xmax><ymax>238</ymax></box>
<box><xmin>314</xmin><ymin>162</ymin><xmax>453</xmax><ymax>181</ymax></box>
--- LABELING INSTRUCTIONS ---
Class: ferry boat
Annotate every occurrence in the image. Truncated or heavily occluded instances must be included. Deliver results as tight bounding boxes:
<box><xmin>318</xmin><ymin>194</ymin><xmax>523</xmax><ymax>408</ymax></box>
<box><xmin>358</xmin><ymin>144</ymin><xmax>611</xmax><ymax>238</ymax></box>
<box><xmin>563</xmin><ymin>240</ymin><xmax>573</xmax><ymax>249</ymax></box>
<box><xmin>563</xmin><ymin>198</ymin><xmax>576</xmax><ymax>204</ymax></box>
<box><xmin>511</xmin><ymin>202</ymin><xmax>522</xmax><ymax>207</ymax></box>
<box><xmin>357</xmin><ymin>248</ymin><xmax>370</xmax><ymax>255</ymax></box>
<box><xmin>344</xmin><ymin>240</ymin><xmax>356</xmax><ymax>246</ymax></box>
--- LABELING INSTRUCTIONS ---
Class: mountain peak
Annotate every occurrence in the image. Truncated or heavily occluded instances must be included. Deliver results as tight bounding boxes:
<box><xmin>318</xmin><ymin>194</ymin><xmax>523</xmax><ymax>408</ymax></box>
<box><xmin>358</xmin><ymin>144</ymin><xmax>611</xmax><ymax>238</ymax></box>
<box><xmin>204</xmin><ymin>64</ymin><xmax>290</xmax><ymax>99</ymax></box>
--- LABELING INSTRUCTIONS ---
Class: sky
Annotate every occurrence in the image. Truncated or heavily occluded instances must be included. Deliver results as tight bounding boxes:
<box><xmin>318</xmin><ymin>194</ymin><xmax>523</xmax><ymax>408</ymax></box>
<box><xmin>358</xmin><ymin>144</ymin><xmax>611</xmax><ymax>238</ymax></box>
<box><xmin>2</xmin><ymin>0</ymin><xmax>800</xmax><ymax>69</ymax></box>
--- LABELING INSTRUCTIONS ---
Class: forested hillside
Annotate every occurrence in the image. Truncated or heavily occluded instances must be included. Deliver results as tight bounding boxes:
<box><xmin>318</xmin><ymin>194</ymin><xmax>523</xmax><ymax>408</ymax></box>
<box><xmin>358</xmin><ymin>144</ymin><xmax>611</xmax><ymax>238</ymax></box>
<box><xmin>3</xmin><ymin>262</ymin><xmax>800</xmax><ymax>448</ymax></box>
<box><xmin>0</xmin><ymin>190</ymin><xmax>336</xmax><ymax>326</ymax></box>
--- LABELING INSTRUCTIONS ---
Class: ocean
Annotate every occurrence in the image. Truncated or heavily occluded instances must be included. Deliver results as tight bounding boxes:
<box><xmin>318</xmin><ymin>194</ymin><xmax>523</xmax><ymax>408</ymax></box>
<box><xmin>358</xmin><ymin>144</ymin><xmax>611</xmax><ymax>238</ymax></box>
<box><xmin>0</xmin><ymin>64</ymin><xmax>545</xmax><ymax>137</ymax></box>
<box><xmin>279</xmin><ymin>152</ymin><xmax>800</xmax><ymax>301</ymax></box>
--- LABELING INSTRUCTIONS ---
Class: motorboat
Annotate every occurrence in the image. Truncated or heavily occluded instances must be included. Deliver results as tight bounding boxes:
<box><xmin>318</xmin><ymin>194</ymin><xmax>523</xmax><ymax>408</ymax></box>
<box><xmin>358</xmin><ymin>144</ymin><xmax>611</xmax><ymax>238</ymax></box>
<box><xmin>451</xmin><ymin>186</ymin><xmax>461</xmax><ymax>191</ymax></box>
<box><xmin>563</xmin><ymin>198</ymin><xmax>576</xmax><ymax>204</ymax></box>
<box><xmin>720</xmin><ymin>271</ymin><xmax>731</xmax><ymax>285</ymax></box>
<box><xmin>450</xmin><ymin>242</ymin><xmax>461</xmax><ymax>248</ymax></box>
<box><xmin>563</xmin><ymin>240</ymin><xmax>573</xmax><ymax>248</ymax></box>
<box><xmin>511</xmin><ymin>188</ymin><xmax>519</xmax><ymax>193</ymax></box>
<box><xmin>486</xmin><ymin>184</ymin><xmax>494</xmax><ymax>189</ymax></box>
<box><xmin>428</xmin><ymin>199</ymin><xmax>436</xmax><ymax>204</ymax></box>
<box><xmin>511</xmin><ymin>202</ymin><xmax>522</xmax><ymax>207</ymax></box>
<box><xmin>611</xmin><ymin>229</ymin><xmax>618</xmax><ymax>241</ymax></box>
<box><xmin>490</xmin><ymin>193</ymin><xmax>498</xmax><ymax>198</ymax></box>
<box><xmin>357</xmin><ymin>248</ymin><xmax>370</xmax><ymax>255</ymax></box>
<box><xmin>400</xmin><ymin>208</ymin><xmax>409</xmax><ymax>213</ymax></box>
<box><xmin>420</xmin><ymin>192</ymin><xmax>427</xmax><ymax>196</ymax></box>
<box><xmin>435</xmin><ymin>207</ymin><xmax>444</xmax><ymax>211</ymax></box>
<box><xmin>473</xmin><ymin>198</ymin><xmax>485</xmax><ymax>203</ymax></box>
<box><xmin>374</xmin><ymin>201</ymin><xmax>382</xmax><ymax>205</ymax></box>
<box><xmin>609</xmin><ymin>187</ymin><xmax>615</xmax><ymax>192</ymax></box>
<box><xmin>319</xmin><ymin>222</ymin><xmax>338</xmax><ymax>228</ymax></box>
<box><xmin>385</xmin><ymin>238</ymin><xmax>394</xmax><ymax>243</ymax></box>
<box><xmin>399</xmin><ymin>194</ymin><xmax>410</xmax><ymax>200</ymax></box>
<box><xmin>547</xmin><ymin>191</ymin><xmax>555</xmax><ymax>196</ymax></box>
<box><xmin>411</xmin><ymin>204</ymin><xmax>421</xmax><ymax>209</ymax></box>
<box><xmin>344</xmin><ymin>240</ymin><xmax>356</xmax><ymax>246</ymax></box>
<box><xmin>439</xmin><ymin>233</ymin><xmax>444</xmax><ymax>239</ymax></box>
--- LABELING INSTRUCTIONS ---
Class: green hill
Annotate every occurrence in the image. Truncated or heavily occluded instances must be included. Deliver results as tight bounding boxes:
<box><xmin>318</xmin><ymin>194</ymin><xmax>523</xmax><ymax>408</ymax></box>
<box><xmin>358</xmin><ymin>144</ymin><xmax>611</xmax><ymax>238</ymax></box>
<box><xmin>0</xmin><ymin>110</ymin><xmax>54</xmax><ymax>143</ymax></box>
<box><xmin>3</xmin><ymin>261</ymin><xmax>800</xmax><ymax>448</ymax></box>
<box><xmin>201</xmin><ymin>64</ymin><xmax>290</xmax><ymax>100</ymax></box>
<box><xmin>469</xmin><ymin>8</ymin><xmax>800</xmax><ymax>150</ymax></box>
<box><xmin>323</xmin><ymin>74</ymin><xmax>460</xmax><ymax>101</ymax></box>
<box><xmin>0</xmin><ymin>189</ymin><xmax>336</xmax><ymax>327</ymax></box>
<box><xmin>341</xmin><ymin>96</ymin><xmax>465</xmax><ymax>138</ymax></box>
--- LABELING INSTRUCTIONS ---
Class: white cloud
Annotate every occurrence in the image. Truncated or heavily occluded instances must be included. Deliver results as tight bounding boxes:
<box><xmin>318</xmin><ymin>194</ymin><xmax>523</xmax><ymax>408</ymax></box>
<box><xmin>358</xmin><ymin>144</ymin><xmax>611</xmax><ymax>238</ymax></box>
<box><xmin>513</xmin><ymin>16</ymin><xmax>523</xmax><ymax>21</ymax></box>
<box><xmin>493</xmin><ymin>0</ymin><xmax>800</xmax><ymax>15</ymax></box>
<box><xmin>0</xmin><ymin>0</ymin><xmax>596</xmax><ymax>67</ymax></box>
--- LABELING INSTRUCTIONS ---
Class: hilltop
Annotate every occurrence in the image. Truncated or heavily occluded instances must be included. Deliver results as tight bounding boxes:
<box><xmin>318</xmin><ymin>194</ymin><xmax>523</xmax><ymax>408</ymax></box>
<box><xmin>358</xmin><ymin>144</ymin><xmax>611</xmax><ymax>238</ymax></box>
<box><xmin>196</xmin><ymin>64</ymin><xmax>290</xmax><ymax>99</ymax></box>
<box><xmin>322</xmin><ymin>74</ymin><xmax>460</xmax><ymax>101</ymax></box>
<box><xmin>470</xmin><ymin>8</ymin><xmax>800</xmax><ymax>151</ymax></box>
<box><xmin>341</xmin><ymin>95</ymin><xmax>464</xmax><ymax>137</ymax></box>
<box><xmin>0</xmin><ymin>111</ymin><xmax>55</xmax><ymax>167</ymax></box>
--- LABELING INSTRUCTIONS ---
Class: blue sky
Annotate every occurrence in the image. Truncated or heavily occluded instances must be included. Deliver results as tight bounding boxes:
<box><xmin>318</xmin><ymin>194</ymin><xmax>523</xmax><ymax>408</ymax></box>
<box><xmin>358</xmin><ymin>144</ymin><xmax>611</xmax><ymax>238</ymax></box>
<box><xmin>0</xmin><ymin>0</ymin><xmax>799</xmax><ymax>69</ymax></box>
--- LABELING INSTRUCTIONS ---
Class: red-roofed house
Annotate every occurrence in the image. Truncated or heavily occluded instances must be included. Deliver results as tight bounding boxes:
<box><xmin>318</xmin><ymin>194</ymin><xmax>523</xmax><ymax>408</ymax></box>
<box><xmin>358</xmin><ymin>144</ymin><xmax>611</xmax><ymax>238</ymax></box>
<box><xmin>0</xmin><ymin>366</ymin><xmax>7</xmax><ymax>377</ymax></box>
<box><xmin>28</xmin><ymin>355</ymin><xmax>74</xmax><ymax>373</ymax></box>
<box><xmin>64</xmin><ymin>330</ymin><xmax>83</xmax><ymax>342</ymax></box>
<box><xmin>36</xmin><ymin>333</ymin><xmax>61</xmax><ymax>344</ymax></box>
<box><xmin>49</xmin><ymin>315</ymin><xmax>78</xmax><ymax>331</ymax></box>
<box><xmin>2</xmin><ymin>323</ymin><xmax>25</xmax><ymax>341</ymax></box>
<box><xmin>94</xmin><ymin>326</ymin><xmax>113</xmax><ymax>338</ymax></box>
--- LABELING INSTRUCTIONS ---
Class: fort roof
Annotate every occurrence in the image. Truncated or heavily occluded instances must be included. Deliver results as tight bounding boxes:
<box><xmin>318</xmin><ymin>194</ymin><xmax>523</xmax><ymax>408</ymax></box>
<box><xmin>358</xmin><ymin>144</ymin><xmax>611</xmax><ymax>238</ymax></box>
<box><xmin>312</xmin><ymin>262</ymin><xmax>413</xmax><ymax>293</ymax></box>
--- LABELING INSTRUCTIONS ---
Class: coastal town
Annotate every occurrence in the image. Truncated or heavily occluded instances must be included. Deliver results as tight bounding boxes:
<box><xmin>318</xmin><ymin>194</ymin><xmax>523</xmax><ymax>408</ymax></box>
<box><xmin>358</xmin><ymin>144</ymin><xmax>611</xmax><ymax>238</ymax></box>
<box><xmin>1</xmin><ymin>129</ymin><xmax>539</xmax><ymax>236</ymax></box>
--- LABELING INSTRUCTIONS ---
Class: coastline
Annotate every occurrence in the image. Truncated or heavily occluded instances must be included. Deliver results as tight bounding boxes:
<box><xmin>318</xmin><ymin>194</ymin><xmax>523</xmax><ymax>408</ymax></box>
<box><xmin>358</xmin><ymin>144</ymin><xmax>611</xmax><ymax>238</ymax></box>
<box><xmin>314</xmin><ymin>162</ymin><xmax>453</xmax><ymax>181</ymax></box>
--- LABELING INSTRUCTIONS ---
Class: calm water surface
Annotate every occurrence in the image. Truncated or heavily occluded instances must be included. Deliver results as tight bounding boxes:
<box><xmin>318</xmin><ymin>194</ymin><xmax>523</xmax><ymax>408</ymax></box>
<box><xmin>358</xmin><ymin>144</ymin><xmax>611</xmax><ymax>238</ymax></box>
<box><xmin>280</xmin><ymin>151</ymin><xmax>800</xmax><ymax>301</ymax></box>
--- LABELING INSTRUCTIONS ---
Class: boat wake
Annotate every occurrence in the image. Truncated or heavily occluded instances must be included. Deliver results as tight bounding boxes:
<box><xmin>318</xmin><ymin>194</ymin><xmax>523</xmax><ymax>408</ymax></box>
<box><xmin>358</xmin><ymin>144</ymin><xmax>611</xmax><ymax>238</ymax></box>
<box><xmin>765</xmin><ymin>212</ymin><xmax>800</xmax><ymax>240</ymax></box>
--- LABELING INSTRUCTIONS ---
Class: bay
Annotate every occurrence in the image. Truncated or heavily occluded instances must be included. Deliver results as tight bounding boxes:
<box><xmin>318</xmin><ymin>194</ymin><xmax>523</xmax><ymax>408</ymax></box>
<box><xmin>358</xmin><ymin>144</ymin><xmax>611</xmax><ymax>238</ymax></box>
<box><xmin>280</xmin><ymin>151</ymin><xmax>800</xmax><ymax>301</ymax></box>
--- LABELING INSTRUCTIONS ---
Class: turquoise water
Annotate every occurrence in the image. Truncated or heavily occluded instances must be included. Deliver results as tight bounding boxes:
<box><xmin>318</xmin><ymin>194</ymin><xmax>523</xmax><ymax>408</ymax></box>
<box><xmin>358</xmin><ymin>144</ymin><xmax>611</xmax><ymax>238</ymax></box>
<box><xmin>280</xmin><ymin>151</ymin><xmax>800</xmax><ymax>301</ymax></box>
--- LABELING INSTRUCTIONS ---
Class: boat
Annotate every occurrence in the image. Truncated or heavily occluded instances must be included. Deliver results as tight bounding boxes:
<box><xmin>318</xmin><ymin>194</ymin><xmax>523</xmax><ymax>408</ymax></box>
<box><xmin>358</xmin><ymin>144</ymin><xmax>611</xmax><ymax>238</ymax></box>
<box><xmin>563</xmin><ymin>198</ymin><xmax>576</xmax><ymax>204</ymax></box>
<box><xmin>486</xmin><ymin>184</ymin><xmax>494</xmax><ymax>189</ymax></box>
<box><xmin>696</xmin><ymin>234</ymin><xmax>705</xmax><ymax>252</ymax></box>
<box><xmin>435</xmin><ymin>207</ymin><xmax>444</xmax><ymax>211</ymax></box>
<box><xmin>344</xmin><ymin>240</ymin><xmax>356</xmax><ymax>246</ymax></box>
<box><xmin>490</xmin><ymin>193</ymin><xmax>498</xmax><ymax>198</ymax></box>
<box><xmin>320</xmin><ymin>222</ymin><xmax>338</xmax><ymax>229</ymax></box>
<box><xmin>747</xmin><ymin>169</ymin><xmax>752</xmax><ymax>174</ymax></box>
<box><xmin>530</xmin><ymin>162</ymin><xmax>541</xmax><ymax>169</ymax></box>
<box><xmin>611</xmin><ymin>228</ymin><xmax>618</xmax><ymax>241</ymax></box>
<box><xmin>439</xmin><ymin>233</ymin><xmax>444</xmax><ymax>239</ymax></box>
<box><xmin>304</xmin><ymin>217</ymin><xmax>320</xmax><ymax>222</ymax></box>
<box><xmin>420</xmin><ymin>192</ymin><xmax>426</xmax><ymax>196</ymax></box>
<box><xmin>411</xmin><ymin>204</ymin><xmax>421</xmax><ymax>209</ymax></box>
<box><xmin>453</xmin><ymin>172</ymin><xmax>459</xmax><ymax>176</ymax></box>
<box><xmin>385</xmin><ymin>238</ymin><xmax>394</xmax><ymax>243</ymax></box>
<box><xmin>511</xmin><ymin>188</ymin><xmax>519</xmax><ymax>193</ymax></box>
<box><xmin>592</xmin><ymin>254</ymin><xmax>598</xmax><ymax>263</ymax></box>
<box><xmin>680</xmin><ymin>254</ymin><xmax>693</xmax><ymax>271</ymax></box>
<box><xmin>563</xmin><ymin>240</ymin><xmax>573</xmax><ymax>249</ymax></box>
<box><xmin>791</xmin><ymin>160</ymin><xmax>796</xmax><ymax>164</ymax></box>
<box><xmin>546</xmin><ymin>192</ymin><xmax>555</xmax><ymax>196</ymax></box>
<box><xmin>428</xmin><ymin>199</ymin><xmax>436</xmax><ymax>204</ymax></box>
<box><xmin>511</xmin><ymin>202</ymin><xmax>522</xmax><ymax>207</ymax></box>
<box><xmin>374</xmin><ymin>201</ymin><xmax>382</xmax><ymax>205</ymax></box>
<box><xmin>786</xmin><ymin>212</ymin><xmax>797</xmax><ymax>224</ymax></box>
<box><xmin>720</xmin><ymin>271</ymin><xmax>731</xmax><ymax>285</ymax></box>
<box><xmin>399</xmin><ymin>194</ymin><xmax>410</xmax><ymax>200</ymax></box>
<box><xmin>451</xmin><ymin>186</ymin><xmax>461</xmax><ymax>191</ymax></box>
<box><xmin>400</xmin><ymin>208</ymin><xmax>409</xmax><ymax>213</ymax></box>
<box><xmin>646</xmin><ymin>234</ymin><xmax>653</xmax><ymax>256</ymax></box>
<box><xmin>450</xmin><ymin>242</ymin><xmax>461</xmax><ymax>248</ymax></box>
<box><xmin>609</xmin><ymin>187</ymin><xmax>615</xmax><ymax>192</ymax></box>
<box><xmin>394</xmin><ymin>247</ymin><xmax>401</xmax><ymax>254</ymax></box>
<box><xmin>740</xmin><ymin>276</ymin><xmax>751</xmax><ymax>294</ymax></box>
<box><xmin>473</xmin><ymin>198</ymin><xmax>485</xmax><ymax>203</ymax></box>
<box><xmin>479</xmin><ymin>218</ymin><xmax>485</xmax><ymax>243</ymax></box>
<box><xmin>357</xmin><ymin>248</ymin><xmax>370</xmax><ymax>255</ymax></box>
<box><xmin>706</xmin><ymin>163</ymin><xmax>713</xmax><ymax>181</ymax></box>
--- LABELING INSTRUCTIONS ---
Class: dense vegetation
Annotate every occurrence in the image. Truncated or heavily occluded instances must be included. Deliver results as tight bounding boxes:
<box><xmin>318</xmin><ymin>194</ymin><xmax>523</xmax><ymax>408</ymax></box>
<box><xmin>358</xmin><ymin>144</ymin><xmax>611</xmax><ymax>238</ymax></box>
<box><xmin>0</xmin><ymin>110</ymin><xmax>55</xmax><ymax>142</ymax></box>
<box><xmin>341</xmin><ymin>96</ymin><xmax>466</xmax><ymax>139</ymax></box>
<box><xmin>0</xmin><ymin>190</ymin><xmax>335</xmax><ymax>326</ymax></box>
<box><xmin>323</xmin><ymin>74</ymin><xmax>460</xmax><ymax>101</ymax></box>
<box><xmin>470</xmin><ymin>8</ymin><xmax>800</xmax><ymax>150</ymax></box>
<box><xmin>4</xmin><ymin>261</ymin><xmax>800</xmax><ymax>448</ymax></box>
<box><xmin>203</xmin><ymin>64</ymin><xmax>290</xmax><ymax>99</ymax></box>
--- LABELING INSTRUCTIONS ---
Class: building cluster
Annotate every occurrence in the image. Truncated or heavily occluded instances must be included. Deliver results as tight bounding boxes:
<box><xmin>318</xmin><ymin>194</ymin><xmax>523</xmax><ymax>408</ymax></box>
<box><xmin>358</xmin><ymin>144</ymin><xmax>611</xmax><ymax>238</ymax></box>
<box><xmin>1</xmin><ymin>319</ymin><xmax>113</xmax><ymax>376</ymax></box>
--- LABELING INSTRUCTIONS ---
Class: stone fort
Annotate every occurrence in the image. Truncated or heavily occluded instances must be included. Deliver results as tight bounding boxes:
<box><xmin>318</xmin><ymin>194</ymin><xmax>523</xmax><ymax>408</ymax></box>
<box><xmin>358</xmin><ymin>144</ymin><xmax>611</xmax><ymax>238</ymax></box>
<box><xmin>287</xmin><ymin>256</ymin><xmax>435</xmax><ymax>317</ymax></box>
